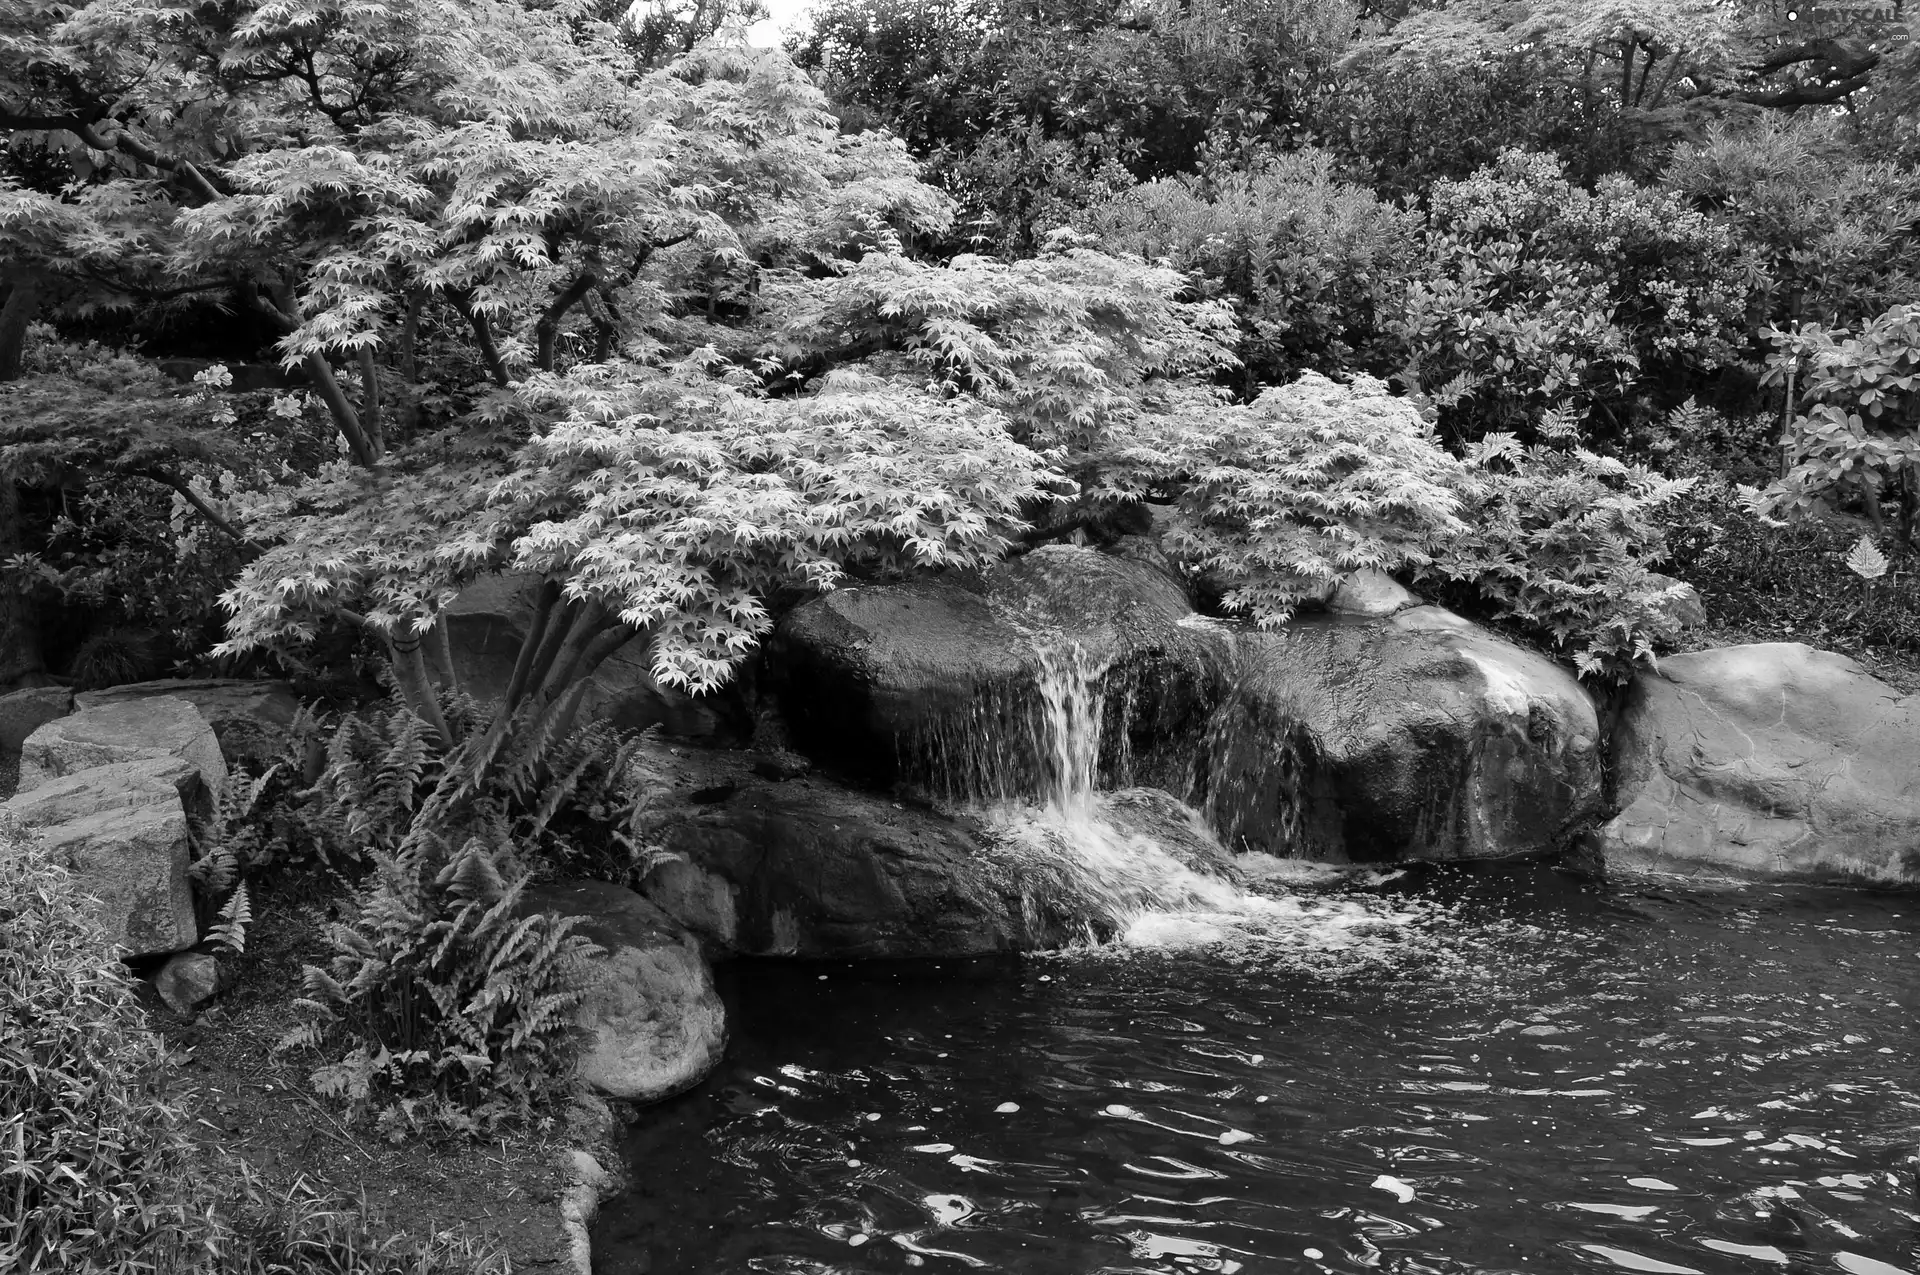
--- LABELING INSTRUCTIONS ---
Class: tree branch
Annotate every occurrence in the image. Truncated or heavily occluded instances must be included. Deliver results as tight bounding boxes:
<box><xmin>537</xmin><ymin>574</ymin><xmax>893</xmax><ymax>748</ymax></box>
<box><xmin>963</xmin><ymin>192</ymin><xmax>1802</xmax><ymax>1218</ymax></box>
<box><xmin>1736</xmin><ymin>74</ymin><xmax>1875</xmax><ymax>109</ymax></box>
<box><xmin>451</xmin><ymin>290</ymin><xmax>510</xmax><ymax>388</ymax></box>
<box><xmin>72</xmin><ymin>120</ymin><xmax>229</xmax><ymax>202</ymax></box>
<box><xmin>137</xmin><ymin>469</ymin><xmax>256</xmax><ymax>548</ymax></box>
<box><xmin>535</xmin><ymin>271</ymin><xmax>599</xmax><ymax>372</ymax></box>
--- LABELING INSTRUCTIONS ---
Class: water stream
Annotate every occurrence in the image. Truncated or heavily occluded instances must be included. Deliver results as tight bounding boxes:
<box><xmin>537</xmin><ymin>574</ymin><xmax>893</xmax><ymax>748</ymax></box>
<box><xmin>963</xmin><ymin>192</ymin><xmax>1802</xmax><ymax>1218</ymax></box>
<box><xmin>599</xmin><ymin>647</ymin><xmax>1920</xmax><ymax>1274</ymax></box>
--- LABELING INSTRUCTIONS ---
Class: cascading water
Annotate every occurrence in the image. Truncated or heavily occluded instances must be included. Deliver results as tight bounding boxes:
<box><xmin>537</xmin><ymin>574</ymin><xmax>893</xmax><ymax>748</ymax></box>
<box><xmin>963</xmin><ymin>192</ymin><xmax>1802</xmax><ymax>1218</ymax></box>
<box><xmin>973</xmin><ymin>643</ymin><xmax>1411</xmax><ymax>953</ymax></box>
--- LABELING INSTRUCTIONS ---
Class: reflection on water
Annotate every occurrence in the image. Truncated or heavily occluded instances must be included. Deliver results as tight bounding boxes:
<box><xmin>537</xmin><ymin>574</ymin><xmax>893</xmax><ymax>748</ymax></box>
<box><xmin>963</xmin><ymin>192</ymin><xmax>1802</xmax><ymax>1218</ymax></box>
<box><xmin>595</xmin><ymin>867</ymin><xmax>1920</xmax><ymax>1275</ymax></box>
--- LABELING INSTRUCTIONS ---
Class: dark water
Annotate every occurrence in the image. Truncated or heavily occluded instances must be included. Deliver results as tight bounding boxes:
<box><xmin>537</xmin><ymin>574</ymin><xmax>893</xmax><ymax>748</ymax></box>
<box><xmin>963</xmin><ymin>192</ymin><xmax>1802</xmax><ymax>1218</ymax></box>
<box><xmin>595</xmin><ymin>868</ymin><xmax>1920</xmax><ymax>1275</ymax></box>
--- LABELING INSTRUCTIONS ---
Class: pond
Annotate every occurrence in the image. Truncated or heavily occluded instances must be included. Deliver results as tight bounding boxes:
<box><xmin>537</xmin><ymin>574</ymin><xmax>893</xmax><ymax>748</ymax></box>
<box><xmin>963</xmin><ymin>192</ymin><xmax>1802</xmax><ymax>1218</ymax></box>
<box><xmin>593</xmin><ymin>866</ymin><xmax>1919</xmax><ymax>1275</ymax></box>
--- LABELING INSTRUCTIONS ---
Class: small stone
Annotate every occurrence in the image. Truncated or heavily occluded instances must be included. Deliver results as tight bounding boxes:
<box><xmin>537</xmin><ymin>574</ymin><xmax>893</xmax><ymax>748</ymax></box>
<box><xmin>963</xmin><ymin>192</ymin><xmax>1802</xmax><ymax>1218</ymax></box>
<box><xmin>154</xmin><ymin>952</ymin><xmax>221</xmax><ymax>1014</ymax></box>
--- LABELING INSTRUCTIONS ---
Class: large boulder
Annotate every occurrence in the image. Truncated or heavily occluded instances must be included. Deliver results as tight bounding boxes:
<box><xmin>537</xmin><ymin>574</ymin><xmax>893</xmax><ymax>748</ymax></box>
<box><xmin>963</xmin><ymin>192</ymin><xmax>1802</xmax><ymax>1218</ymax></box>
<box><xmin>76</xmin><ymin>678</ymin><xmax>301</xmax><ymax>771</ymax></box>
<box><xmin>17</xmin><ymin>696</ymin><xmax>227</xmax><ymax>800</ymax></box>
<box><xmin>0</xmin><ymin>756</ymin><xmax>204</xmax><ymax>956</ymax></box>
<box><xmin>1598</xmin><ymin>643</ymin><xmax>1920</xmax><ymax>885</ymax></box>
<box><xmin>520</xmin><ymin>880</ymin><xmax>726</xmax><ymax>1105</ymax></box>
<box><xmin>442</xmin><ymin>574</ymin><xmax>745</xmax><ymax>741</ymax></box>
<box><xmin>631</xmin><ymin>742</ymin><xmax>1229</xmax><ymax>957</ymax></box>
<box><xmin>1199</xmin><ymin>607</ymin><xmax>1603</xmax><ymax>863</ymax></box>
<box><xmin>769</xmin><ymin>544</ymin><xmax>1229</xmax><ymax>796</ymax></box>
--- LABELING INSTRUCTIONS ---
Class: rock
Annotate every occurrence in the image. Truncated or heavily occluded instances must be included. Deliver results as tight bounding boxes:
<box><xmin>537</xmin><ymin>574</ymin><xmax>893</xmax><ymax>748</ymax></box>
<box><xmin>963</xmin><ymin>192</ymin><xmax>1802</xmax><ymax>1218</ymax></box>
<box><xmin>770</xmin><ymin>544</ymin><xmax>1229</xmax><ymax>794</ymax></box>
<box><xmin>1326</xmin><ymin>568</ymin><xmax>1422</xmax><ymax>618</ymax></box>
<box><xmin>632</xmin><ymin>742</ymin><xmax>1230</xmax><ymax>956</ymax></box>
<box><xmin>1201</xmin><ymin>606</ymin><xmax>1603</xmax><ymax>863</ymax></box>
<box><xmin>154</xmin><ymin>951</ymin><xmax>222</xmax><ymax>1013</ymax></box>
<box><xmin>0</xmin><ymin>756</ymin><xmax>203</xmax><ymax>955</ymax></box>
<box><xmin>18</xmin><ymin>696</ymin><xmax>226</xmax><ymax>800</ymax></box>
<box><xmin>2</xmin><ymin>753</ymin><xmax>208</xmax><ymax>825</ymax></box>
<box><xmin>519</xmin><ymin>880</ymin><xmax>725</xmax><ymax>1104</ymax></box>
<box><xmin>1645</xmin><ymin>572</ymin><xmax>1708</xmax><ymax>633</ymax></box>
<box><xmin>639</xmin><ymin>767</ymin><xmax>1060</xmax><ymax>958</ymax></box>
<box><xmin>443</xmin><ymin>573</ymin><xmax>744</xmax><ymax>741</ymax></box>
<box><xmin>0</xmin><ymin>685</ymin><xmax>73</xmax><ymax>751</ymax></box>
<box><xmin>1598</xmin><ymin>643</ymin><xmax>1920</xmax><ymax>885</ymax></box>
<box><xmin>76</xmin><ymin>678</ymin><xmax>301</xmax><ymax>770</ymax></box>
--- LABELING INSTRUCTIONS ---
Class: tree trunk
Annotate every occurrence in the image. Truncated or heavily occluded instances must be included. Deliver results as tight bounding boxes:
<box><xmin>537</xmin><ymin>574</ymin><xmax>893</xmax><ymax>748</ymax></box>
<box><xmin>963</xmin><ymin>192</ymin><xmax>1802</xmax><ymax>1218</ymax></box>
<box><xmin>0</xmin><ymin>271</ymin><xmax>43</xmax><ymax>381</ymax></box>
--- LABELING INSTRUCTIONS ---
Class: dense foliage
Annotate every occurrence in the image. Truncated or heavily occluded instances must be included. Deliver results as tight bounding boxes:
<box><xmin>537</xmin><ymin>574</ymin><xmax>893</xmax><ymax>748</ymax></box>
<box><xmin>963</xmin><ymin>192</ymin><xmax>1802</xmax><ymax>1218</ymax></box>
<box><xmin>1759</xmin><ymin>302</ymin><xmax>1920</xmax><ymax>544</ymax></box>
<box><xmin>1420</xmin><ymin>429</ymin><xmax>1699</xmax><ymax>682</ymax></box>
<box><xmin>1082</xmin><ymin>147</ymin><xmax>1420</xmax><ymax>389</ymax></box>
<box><xmin>270</xmin><ymin>691</ymin><xmax>647</xmax><ymax>1134</ymax></box>
<box><xmin>1399</xmin><ymin>149</ymin><xmax>1746</xmax><ymax>445</ymax></box>
<box><xmin>0</xmin><ymin>822</ymin><xmax>495</xmax><ymax>1274</ymax></box>
<box><xmin>11</xmin><ymin>0</ymin><xmax>1920</xmax><ymax>1138</ymax></box>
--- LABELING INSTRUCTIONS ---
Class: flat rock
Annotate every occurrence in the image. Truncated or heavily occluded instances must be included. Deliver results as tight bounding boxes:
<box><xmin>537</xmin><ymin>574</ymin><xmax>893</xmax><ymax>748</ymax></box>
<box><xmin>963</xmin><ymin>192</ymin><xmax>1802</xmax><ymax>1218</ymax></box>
<box><xmin>18</xmin><ymin>696</ymin><xmax>226</xmax><ymax>800</ymax></box>
<box><xmin>1598</xmin><ymin>643</ymin><xmax>1920</xmax><ymax>885</ymax></box>
<box><xmin>3</xmin><ymin>754</ymin><xmax>208</xmax><ymax>826</ymax></box>
<box><xmin>1200</xmin><ymin>606</ymin><xmax>1603</xmax><ymax>863</ymax></box>
<box><xmin>1</xmin><ymin>756</ymin><xmax>202</xmax><ymax>956</ymax></box>
<box><xmin>0</xmin><ymin>685</ymin><xmax>73</xmax><ymax>751</ymax></box>
<box><xmin>76</xmin><ymin>678</ymin><xmax>301</xmax><ymax>770</ymax></box>
<box><xmin>519</xmin><ymin>880</ymin><xmax>725</xmax><ymax>1104</ymax></box>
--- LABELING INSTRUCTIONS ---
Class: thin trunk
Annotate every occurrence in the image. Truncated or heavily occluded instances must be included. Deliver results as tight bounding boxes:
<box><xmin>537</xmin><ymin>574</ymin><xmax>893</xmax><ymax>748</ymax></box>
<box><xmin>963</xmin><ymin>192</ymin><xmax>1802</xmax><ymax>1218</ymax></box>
<box><xmin>432</xmin><ymin>614</ymin><xmax>458</xmax><ymax>694</ymax></box>
<box><xmin>514</xmin><ymin>597</ymin><xmax>588</xmax><ymax>716</ymax></box>
<box><xmin>535</xmin><ymin>272</ymin><xmax>598</xmax><ymax>372</ymax></box>
<box><xmin>453</xmin><ymin>292</ymin><xmax>510</xmax><ymax>388</ymax></box>
<box><xmin>387</xmin><ymin>631</ymin><xmax>451</xmax><ymax>746</ymax></box>
<box><xmin>0</xmin><ymin>272</ymin><xmax>42</xmax><ymax>382</ymax></box>
<box><xmin>356</xmin><ymin>346</ymin><xmax>385</xmax><ymax>458</ymax></box>
<box><xmin>303</xmin><ymin>353</ymin><xmax>378</xmax><ymax>466</ymax></box>
<box><xmin>542</xmin><ymin>623</ymin><xmax>637</xmax><ymax>741</ymax></box>
<box><xmin>502</xmin><ymin>579</ymin><xmax>563</xmax><ymax>709</ymax></box>
<box><xmin>1644</xmin><ymin>53</ymin><xmax>1684</xmax><ymax>110</ymax></box>
<box><xmin>1779</xmin><ymin>361</ymin><xmax>1798</xmax><ymax>480</ymax></box>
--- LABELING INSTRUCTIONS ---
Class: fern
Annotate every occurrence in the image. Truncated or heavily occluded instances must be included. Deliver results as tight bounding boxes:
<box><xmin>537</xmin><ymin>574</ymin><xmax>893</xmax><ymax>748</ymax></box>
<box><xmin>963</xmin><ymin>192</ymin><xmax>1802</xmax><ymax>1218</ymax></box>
<box><xmin>276</xmin><ymin>689</ymin><xmax>644</xmax><ymax>1133</ymax></box>
<box><xmin>207</xmin><ymin>882</ymin><xmax>253</xmax><ymax>956</ymax></box>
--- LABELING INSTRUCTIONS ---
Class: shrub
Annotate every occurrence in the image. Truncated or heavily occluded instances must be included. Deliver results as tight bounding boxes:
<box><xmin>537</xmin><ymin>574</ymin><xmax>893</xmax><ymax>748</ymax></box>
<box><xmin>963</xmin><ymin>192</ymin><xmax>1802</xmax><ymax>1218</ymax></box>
<box><xmin>1662</xmin><ymin>114</ymin><xmax>1920</xmax><ymax>336</ymax></box>
<box><xmin>1104</xmin><ymin>371</ymin><xmax>1467</xmax><ymax>620</ymax></box>
<box><xmin>1082</xmin><ymin>147</ymin><xmax>1422</xmax><ymax>391</ymax></box>
<box><xmin>1757</xmin><ymin>303</ymin><xmax>1920</xmax><ymax>545</ymax></box>
<box><xmin>1663</xmin><ymin>478</ymin><xmax>1920</xmax><ymax>664</ymax></box>
<box><xmin>0</xmin><ymin>819</ymin><xmax>496</xmax><ymax>1273</ymax></box>
<box><xmin>1397</xmin><ymin>149</ymin><xmax>1748</xmax><ymax>446</ymax></box>
<box><xmin>277</xmin><ymin>694</ymin><xmax>649</xmax><ymax>1136</ymax></box>
<box><xmin>1418</xmin><ymin>428</ymin><xmax>1698</xmax><ymax>683</ymax></box>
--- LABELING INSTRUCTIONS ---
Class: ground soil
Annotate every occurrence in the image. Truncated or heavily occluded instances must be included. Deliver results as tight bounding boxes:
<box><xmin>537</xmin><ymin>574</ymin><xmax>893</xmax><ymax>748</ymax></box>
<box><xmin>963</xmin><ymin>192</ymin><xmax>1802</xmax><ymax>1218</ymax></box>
<box><xmin>141</xmin><ymin>878</ymin><xmax>581</xmax><ymax>1272</ymax></box>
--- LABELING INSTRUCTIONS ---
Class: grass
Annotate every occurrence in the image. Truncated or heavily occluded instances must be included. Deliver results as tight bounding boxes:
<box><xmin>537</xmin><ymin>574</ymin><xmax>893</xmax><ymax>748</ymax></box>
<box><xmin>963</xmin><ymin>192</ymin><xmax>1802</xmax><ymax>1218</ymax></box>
<box><xmin>0</xmin><ymin>819</ymin><xmax>563</xmax><ymax>1274</ymax></box>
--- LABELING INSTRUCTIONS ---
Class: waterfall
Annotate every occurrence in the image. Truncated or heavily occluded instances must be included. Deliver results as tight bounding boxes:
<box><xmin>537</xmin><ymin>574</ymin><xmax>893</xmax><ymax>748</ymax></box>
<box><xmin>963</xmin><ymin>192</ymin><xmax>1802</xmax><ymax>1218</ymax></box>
<box><xmin>975</xmin><ymin>644</ymin><xmax>1405</xmax><ymax>952</ymax></box>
